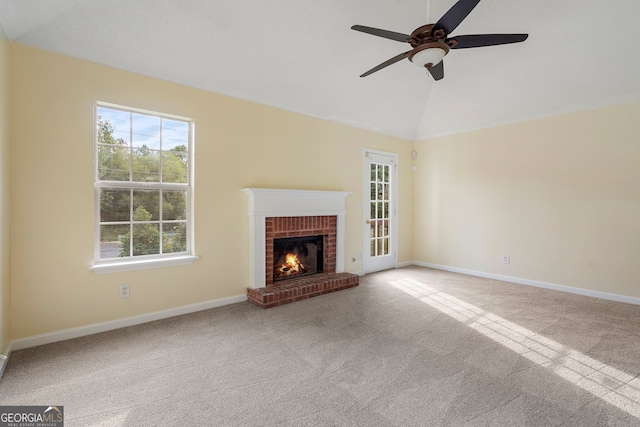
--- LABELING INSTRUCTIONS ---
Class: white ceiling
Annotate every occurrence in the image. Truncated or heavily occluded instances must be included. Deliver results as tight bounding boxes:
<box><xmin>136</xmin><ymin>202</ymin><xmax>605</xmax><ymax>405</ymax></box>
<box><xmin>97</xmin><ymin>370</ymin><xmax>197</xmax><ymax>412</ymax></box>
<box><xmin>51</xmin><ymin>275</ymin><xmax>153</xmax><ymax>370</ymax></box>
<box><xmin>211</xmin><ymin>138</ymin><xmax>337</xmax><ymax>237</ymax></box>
<box><xmin>1</xmin><ymin>0</ymin><xmax>639</xmax><ymax>141</ymax></box>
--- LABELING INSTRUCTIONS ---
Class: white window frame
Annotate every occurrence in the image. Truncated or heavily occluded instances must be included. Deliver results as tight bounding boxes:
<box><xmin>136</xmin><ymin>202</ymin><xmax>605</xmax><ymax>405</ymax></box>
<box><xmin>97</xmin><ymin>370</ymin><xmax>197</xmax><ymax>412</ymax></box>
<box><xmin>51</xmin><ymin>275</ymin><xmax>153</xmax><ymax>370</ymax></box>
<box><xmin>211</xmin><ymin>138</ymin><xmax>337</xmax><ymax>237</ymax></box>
<box><xmin>90</xmin><ymin>102</ymin><xmax>198</xmax><ymax>274</ymax></box>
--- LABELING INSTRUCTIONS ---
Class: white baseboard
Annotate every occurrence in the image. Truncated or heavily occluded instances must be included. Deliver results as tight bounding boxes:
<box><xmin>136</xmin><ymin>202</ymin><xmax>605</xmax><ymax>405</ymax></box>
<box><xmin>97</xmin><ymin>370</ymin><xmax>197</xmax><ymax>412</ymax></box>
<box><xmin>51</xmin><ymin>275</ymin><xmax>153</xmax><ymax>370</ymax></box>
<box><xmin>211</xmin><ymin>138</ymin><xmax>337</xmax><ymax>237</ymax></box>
<box><xmin>10</xmin><ymin>294</ymin><xmax>247</xmax><ymax>352</ymax></box>
<box><xmin>8</xmin><ymin>262</ymin><xmax>639</xmax><ymax>355</ymax></box>
<box><xmin>0</xmin><ymin>342</ymin><xmax>11</xmax><ymax>379</ymax></box>
<box><xmin>412</xmin><ymin>261</ymin><xmax>640</xmax><ymax>306</ymax></box>
<box><xmin>352</xmin><ymin>261</ymin><xmax>411</xmax><ymax>276</ymax></box>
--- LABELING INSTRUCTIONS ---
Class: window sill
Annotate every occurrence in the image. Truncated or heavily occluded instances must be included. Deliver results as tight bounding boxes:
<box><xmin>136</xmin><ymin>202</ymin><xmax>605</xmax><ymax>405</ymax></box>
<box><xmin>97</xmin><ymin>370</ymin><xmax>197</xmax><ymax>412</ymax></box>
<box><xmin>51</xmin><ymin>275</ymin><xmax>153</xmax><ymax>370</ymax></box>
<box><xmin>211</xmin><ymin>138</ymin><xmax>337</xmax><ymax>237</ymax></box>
<box><xmin>90</xmin><ymin>255</ymin><xmax>199</xmax><ymax>274</ymax></box>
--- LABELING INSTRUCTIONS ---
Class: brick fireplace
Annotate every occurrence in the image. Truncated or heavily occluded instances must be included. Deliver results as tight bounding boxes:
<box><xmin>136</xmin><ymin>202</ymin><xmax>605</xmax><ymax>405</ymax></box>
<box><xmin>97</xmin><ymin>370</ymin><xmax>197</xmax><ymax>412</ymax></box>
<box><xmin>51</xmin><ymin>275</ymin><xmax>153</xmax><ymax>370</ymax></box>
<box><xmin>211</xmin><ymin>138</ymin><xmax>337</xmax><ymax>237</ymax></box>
<box><xmin>266</xmin><ymin>216</ymin><xmax>335</xmax><ymax>285</ymax></box>
<box><xmin>242</xmin><ymin>188</ymin><xmax>359</xmax><ymax>308</ymax></box>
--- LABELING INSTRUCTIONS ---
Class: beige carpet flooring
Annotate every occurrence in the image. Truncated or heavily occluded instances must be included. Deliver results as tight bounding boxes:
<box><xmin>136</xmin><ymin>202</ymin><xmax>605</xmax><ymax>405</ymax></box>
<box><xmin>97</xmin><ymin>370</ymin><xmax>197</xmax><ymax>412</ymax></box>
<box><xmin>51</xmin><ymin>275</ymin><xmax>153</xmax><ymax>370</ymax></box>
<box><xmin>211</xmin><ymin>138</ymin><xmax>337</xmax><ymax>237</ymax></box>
<box><xmin>2</xmin><ymin>266</ymin><xmax>640</xmax><ymax>426</ymax></box>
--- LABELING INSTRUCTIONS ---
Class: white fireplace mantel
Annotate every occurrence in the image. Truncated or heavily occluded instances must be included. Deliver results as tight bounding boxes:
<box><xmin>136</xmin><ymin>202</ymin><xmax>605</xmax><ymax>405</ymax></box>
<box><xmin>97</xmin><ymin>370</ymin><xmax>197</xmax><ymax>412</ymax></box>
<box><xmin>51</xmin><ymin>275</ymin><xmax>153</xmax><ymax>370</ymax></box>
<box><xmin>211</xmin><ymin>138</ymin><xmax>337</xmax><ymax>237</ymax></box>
<box><xmin>242</xmin><ymin>188</ymin><xmax>351</xmax><ymax>289</ymax></box>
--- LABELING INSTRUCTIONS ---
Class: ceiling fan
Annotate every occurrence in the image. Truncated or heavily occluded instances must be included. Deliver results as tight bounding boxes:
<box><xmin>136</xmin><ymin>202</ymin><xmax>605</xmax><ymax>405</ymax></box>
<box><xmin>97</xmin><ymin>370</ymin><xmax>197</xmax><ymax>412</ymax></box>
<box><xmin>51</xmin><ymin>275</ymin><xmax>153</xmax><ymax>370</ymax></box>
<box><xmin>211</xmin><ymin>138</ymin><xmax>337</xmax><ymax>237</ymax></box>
<box><xmin>351</xmin><ymin>0</ymin><xmax>528</xmax><ymax>81</ymax></box>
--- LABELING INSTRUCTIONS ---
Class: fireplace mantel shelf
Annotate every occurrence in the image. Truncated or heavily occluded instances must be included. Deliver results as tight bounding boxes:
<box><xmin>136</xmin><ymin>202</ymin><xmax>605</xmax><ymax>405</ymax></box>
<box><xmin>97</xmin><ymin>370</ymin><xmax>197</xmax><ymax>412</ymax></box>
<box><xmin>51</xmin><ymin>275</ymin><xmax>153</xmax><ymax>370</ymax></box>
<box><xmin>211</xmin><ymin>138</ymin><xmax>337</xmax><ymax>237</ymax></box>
<box><xmin>242</xmin><ymin>188</ymin><xmax>351</xmax><ymax>289</ymax></box>
<box><xmin>242</xmin><ymin>188</ymin><xmax>351</xmax><ymax>217</ymax></box>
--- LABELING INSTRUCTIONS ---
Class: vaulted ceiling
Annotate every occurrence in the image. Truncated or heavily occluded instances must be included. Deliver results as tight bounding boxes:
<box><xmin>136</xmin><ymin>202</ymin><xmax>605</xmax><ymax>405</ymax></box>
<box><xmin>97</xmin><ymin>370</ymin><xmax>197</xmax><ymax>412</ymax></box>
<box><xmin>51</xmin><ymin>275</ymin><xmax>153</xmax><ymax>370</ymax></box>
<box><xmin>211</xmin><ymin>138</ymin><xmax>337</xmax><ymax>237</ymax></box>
<box><xmin>1</xmin><ymin>0</ymin><xmax>639</xmax><ymax>141</ymax></box>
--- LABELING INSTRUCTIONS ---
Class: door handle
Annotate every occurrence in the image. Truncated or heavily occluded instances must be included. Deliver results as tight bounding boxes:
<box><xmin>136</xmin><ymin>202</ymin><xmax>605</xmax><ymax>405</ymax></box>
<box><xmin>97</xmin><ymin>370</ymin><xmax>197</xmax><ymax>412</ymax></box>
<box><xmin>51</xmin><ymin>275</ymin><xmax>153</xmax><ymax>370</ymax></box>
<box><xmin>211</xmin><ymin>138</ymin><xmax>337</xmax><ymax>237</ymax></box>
<box><xmin>366</xmin><ymin>220</ymin><xmax>372</xmax><ymax>224</ymax></box>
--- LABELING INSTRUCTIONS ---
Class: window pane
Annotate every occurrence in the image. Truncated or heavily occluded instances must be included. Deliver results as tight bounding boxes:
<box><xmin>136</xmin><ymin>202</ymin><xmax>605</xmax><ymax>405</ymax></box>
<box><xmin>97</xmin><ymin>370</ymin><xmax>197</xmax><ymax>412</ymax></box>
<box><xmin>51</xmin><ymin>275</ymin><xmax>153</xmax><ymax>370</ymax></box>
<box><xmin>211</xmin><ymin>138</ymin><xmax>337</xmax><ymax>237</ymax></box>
<box><xmin>100</xmin><ymin>188</ymin><xmax>130</xmax><ymax>222</ymax></box>
<box><xmin>163</xmin><ymin>223</ymin><xmax>187</xmax><ymax>254</ymax></box>
<box><xmin>132</xmin><ymin>148</ymin><xmax>160</xmax><ymax>182</ymax></box>
<box><xmin>163</xmin><ymin>191</ymin><xmax>187</xmax><ymax>220</ymax></box>
<box><xmin>370</xmin><ymin>222</ymin><xmax>375</xmax><ymax>239</ymax></box>
<box><xmin>384</xmin><ymin>184</ymin><xmax>389</xmax><ymax>201</ymax></box>
<box><xmin>384</xmin><ymin>202</ymin><xmax>389</xmax><ymax>219</ymax></box>
<box><xmin>162</xmin><ymin>119</ymin><xmax>189</xmax><ymax>150</ymax></box>
<box><xmin>132</xmin><ymin>223</ymin><xmax>160</xmax><ymax>256</ymax></box>
<box><xmin>162</xmin><ymin>152</ymin><xmax>188</xmax><ymax>183</ymax></box>
<box><xmin>370</xmin><ymin>239</ymin><xmax>375</xmax><ymax>257</ymax></box>
<box><xmin>382</xmin><ymin>220</ymin><xmax>389</xmax><ymax>237</ymax></box>
<box><xmin>132</xmin><ymin>114</ymin><xmax>161</xmax><ymax>149</ymax></box>
<box><xmin>383</xmin><ymin>165</ymin><xmax>390</xmax><ymax>183</ymax></box>
<box><xmin>377</xmin><ymin>202</ymin><xmax>383</xmax><ymax>219</ymax></box>
<box><xmin>383</xmin><ymin>238</ymin><xmax>389</xmax><ymax>255</ymax></box>
<box><xmin>97</xmin><ymin>108</ymin><xmax>130</xmax><ymax>144</ymax></box>
<box><xmin>377</xmin><ymin>183</ymin><xmax>383</xmax><ymax>201</ymax></box>
<box><xmin>98</xmin><ymin>145</ymin><xmax>130</xmax><ymax>181</ymax></box>
<box><xmin>370</xmin><ymin>164</ymin><xmax>376</xmax><ymax>181</ymax></box>
<box><xmin>377</xmin><ymin>220</ymin><xmax>383</xmax><ymax>238</ymax></box>
<box><xmin>133</xmin><ymin>190</ymin><xmax>159</xmax><ymax>221</ymax></box>
<box><xmin>370</xmin><ymin>202</ymin><xmax>375</xmax><ymax>220</ymax></box>
<box><xmin>100</xmin><ymin>224</ymin><xmax>129</xmax><ymax>259</ymax></box>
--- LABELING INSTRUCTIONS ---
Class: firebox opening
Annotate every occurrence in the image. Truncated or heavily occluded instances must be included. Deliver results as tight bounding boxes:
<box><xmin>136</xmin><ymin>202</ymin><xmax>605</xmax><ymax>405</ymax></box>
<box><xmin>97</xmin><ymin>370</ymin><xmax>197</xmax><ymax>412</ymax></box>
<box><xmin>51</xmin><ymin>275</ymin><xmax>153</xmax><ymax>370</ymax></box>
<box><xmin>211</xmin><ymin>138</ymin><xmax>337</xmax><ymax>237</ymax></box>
<box><xmin>273</xmin><ymin>235</ymin><xmax>323</xmax><ymax>282</ymax></box>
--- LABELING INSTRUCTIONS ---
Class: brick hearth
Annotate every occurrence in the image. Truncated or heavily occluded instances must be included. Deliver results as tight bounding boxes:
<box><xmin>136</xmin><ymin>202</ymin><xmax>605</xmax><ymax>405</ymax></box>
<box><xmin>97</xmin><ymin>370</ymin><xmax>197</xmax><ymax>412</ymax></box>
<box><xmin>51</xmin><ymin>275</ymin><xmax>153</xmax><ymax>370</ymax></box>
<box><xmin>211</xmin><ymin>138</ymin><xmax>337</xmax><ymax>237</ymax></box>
<box><xmin>247</xmin><ymin>272</ymin><xmax>359</xmax><ymax>309</ymax></box>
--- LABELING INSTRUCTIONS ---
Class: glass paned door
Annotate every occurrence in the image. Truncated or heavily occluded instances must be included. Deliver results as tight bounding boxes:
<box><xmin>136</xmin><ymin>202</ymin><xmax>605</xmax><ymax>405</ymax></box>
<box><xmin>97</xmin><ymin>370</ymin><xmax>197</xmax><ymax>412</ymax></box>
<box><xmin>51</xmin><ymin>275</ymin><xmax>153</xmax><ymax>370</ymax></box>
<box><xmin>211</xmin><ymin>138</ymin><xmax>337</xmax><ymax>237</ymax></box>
<box><xmin>364</xmin><ymin>151</ymin><xmax>397</xmax><ymax>273</ymax></box>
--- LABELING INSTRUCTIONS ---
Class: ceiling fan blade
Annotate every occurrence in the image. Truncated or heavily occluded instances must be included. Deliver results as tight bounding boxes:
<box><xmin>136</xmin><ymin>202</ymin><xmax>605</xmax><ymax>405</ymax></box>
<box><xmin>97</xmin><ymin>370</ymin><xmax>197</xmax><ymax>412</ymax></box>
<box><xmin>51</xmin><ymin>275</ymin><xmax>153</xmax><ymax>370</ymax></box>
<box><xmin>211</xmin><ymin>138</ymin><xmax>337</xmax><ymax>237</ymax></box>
<box><xmin>428</xmin><ymin>61</ymin><xmax>444</xmax><ymax>81</ymax></box>
<box><xmin>359</xmin><ymin>51</ymin><xmax>411</xmax><ymax>77</ymax></box>
<box><xmin>351</xmin><ymin>25</ymin><xmax>411</xmax><ymax>42</ymax></box>
<box><xmin>448</xmin><ymin>34</ymin><xmax>528</xmax><ymax>49</ymax></box>
<box><xmin>432</xmin><ymin>0</ymin><xmax>481</xmax><ymax>36</ymax></box>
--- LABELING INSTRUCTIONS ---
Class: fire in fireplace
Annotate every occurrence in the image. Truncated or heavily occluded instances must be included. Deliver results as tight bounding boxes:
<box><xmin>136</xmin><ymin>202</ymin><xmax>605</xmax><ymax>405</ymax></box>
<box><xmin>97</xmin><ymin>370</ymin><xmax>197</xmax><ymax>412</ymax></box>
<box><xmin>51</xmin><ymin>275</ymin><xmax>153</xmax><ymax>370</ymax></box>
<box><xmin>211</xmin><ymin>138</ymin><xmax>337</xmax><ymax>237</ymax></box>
<box><xmin>273</xmin><ymin>235</ymin><xmax>323</xmax><ymax>282</ymax></box>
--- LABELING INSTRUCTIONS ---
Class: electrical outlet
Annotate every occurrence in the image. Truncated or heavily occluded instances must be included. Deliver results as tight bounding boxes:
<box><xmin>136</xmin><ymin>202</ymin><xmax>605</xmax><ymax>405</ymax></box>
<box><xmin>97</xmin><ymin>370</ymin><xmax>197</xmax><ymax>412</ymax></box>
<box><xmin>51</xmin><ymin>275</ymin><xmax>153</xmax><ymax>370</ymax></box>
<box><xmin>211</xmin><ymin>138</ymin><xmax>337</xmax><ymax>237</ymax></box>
<box><xmin>502</xmin><ymin>255</ymin><xmax>510</xmax><ymax>264</ymax></box>
<box><xmin>119</xmin><ymin>284</ymin><xmax>130</xmax><ymax>298</ymax></box>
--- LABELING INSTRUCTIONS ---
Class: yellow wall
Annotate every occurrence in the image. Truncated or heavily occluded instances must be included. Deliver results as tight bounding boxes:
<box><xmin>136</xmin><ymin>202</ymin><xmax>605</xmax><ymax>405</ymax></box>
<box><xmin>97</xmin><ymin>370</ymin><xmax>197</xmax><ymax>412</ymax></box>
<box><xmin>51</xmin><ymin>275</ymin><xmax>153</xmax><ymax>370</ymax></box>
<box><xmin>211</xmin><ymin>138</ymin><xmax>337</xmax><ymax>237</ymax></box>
<box><xmin>8</xmin><ymin>43</ymin><xmax>413</xmax><ymax>339</ymax></box>
<box><xmin>0</xmin><ymin>28</ymin><xmax>10</xmax><ymax>353</ymax></box>
<box><xmin>414</xmin><ymin>101</ymin><xmax>640</xmax><ymax>298</ymax></box>
<box><xmin>7</xmin><ymin>39</ymin><xmax>640</xmax><ymax>343</ymax></box>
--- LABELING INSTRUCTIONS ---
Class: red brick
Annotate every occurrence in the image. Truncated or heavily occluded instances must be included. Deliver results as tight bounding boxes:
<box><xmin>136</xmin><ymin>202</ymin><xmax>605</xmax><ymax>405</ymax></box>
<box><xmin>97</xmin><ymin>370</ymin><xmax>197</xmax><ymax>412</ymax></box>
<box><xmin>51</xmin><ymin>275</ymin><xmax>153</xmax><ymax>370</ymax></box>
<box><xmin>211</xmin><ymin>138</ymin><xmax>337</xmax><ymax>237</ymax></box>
<box><xmin>246</xmin><ymin>273</ymin><xmax>358</xmax><ymax>308</ymax></box>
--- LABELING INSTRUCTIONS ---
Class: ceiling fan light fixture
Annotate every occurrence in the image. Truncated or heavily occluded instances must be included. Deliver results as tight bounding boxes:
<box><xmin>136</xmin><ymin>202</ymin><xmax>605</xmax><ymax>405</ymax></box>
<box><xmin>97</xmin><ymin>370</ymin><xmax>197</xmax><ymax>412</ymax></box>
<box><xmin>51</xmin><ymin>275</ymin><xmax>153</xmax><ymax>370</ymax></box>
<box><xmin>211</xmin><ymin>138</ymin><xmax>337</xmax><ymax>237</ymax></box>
<box><xmin>408</xmin><ymin>42</ymin><xmax>450</xmax><ymax>69</ymax></box>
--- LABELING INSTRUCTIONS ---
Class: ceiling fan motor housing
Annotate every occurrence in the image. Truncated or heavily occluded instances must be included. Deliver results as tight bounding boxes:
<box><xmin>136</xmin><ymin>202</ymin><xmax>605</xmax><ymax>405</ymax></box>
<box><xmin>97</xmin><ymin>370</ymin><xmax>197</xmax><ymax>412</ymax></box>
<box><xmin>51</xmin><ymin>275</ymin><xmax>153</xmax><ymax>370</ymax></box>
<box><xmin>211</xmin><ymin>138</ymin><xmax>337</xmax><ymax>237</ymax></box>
<box><xmin>407</xmin><ymin>24</ymin><xmax>451</xmax><ymax>69</ymax></box>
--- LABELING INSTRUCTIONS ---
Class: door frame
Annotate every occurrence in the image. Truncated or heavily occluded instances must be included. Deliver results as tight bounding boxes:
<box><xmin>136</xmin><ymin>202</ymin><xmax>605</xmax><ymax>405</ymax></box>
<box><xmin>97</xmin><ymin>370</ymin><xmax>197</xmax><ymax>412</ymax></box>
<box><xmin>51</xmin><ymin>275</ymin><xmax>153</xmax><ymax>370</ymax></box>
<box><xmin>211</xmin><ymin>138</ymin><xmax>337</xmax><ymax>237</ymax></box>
<box><xmin>362</xmin><ymin>148</ymin><xmax>399</xmax><ymax>274</ymax></box>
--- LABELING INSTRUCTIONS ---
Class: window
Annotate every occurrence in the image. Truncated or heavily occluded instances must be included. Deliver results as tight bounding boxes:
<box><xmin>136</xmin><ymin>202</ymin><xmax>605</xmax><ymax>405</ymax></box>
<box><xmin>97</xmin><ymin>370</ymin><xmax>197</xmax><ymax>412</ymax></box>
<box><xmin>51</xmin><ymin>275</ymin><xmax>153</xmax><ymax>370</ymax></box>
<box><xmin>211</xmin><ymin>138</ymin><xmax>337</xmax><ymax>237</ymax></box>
<box><xmin>92</xmin><ymin>103</ymin><xmax>195</xmax><ymax>272</ymax></box>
